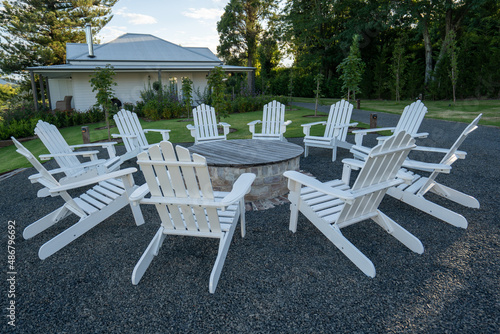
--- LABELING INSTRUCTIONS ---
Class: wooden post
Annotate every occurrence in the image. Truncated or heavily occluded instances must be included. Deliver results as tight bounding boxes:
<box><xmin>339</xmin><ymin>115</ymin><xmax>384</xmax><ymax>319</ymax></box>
<box><xmin>45</xmin><ymin>77</ymin><xmax>52</xmax><ymax>110</ymax></box>
<box><xmin>370</xmin><ymin>114</ymin><xmax>377</xmax><ymax>129</ymax></box>
<box><xmin>82</xmin><ymin>126</ymin><xmax>90</xmax><ymax>144</ymax></box>
<box><xmin>40</xmin><ymin>75</ymin><xmax>46</xmax><ymax>108</ymax></box>
<box><xmin>356</xmin><ymin>99</ymin><xmax>361</xmax><ymax>109</ymax></box>
<box><xmin>30</xmin><ymin>71</ymin><xmax>39</xmax><ymax>112</ymax></box>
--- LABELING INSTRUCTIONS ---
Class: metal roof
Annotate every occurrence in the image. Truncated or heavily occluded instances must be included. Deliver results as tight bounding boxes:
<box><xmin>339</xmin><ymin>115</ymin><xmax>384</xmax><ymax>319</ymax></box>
<box><xmin>66</xmin><ymin>33</ymin><xmax>221</xmax><ymax>63</ymax></box>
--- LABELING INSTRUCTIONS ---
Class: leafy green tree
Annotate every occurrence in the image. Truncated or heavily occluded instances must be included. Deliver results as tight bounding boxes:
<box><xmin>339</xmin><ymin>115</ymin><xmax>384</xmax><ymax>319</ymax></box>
<box><xmin>337</xmin><ymin>34</ymin><xmax>365</xmax><ymax>101</ymax></box>
<box><xmin>207</xmin><ymin>66</ymin><xmax>228</xmax><ymax>122</ymax></box>
<box><xmin>389</xmin><ymin>35</ymin><xmax>409</xmax><ymax>102</ymax></box>
<box><xmin>181</xmin><ymin>77</ymin><xmax>193</xmax><ymax>119</ymax></box>
<box><xmin>89</xmin><ymin>65</ymin><xmax>116</xmax><ymax>141</ymax></box>
<box><xmin>0</xmin><ymin>0</ymin><xmax>117</xmax><ymax>75</ymax></box>
<box><xmin>0</xmin><ymin>83</ymin><xmax>18</xmax><ymax>108</ymax></box>
<box><xmin>313</xmin><ymin>73</ymin><xmax>324</xmax><ymax>116</ymax></box>
<box><xmin>217</xmin><ymin>0</ymin><xmax>274</xmax><ymax>93</ymax></box>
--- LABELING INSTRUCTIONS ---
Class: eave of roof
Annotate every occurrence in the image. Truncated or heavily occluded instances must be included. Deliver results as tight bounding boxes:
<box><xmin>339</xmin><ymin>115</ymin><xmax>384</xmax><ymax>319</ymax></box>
<box><xmin>28</xmin><ymin>64</ymin><xmax>255</xmax><ymax>73</ymax></box>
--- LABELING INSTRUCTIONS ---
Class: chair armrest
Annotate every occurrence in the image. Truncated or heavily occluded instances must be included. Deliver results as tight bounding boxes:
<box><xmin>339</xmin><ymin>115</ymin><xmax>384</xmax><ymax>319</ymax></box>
<box><xmin>284</xmin><ymin>171</ymin><xmax>354</xmax><ymax>204</ymax></box>
<box><xmin>402</xmin><ymin>159</ymin><xmax>452</xmax><ymax>173</ymax></box>
<box><xmin>247</xmin><ymin>120</ymin><xmax>262</xmax><ymax>126</ymax></box>
<box><xmin>39</xmin><ymin>150</ymin><xmax>100</xmax><ymax>160</ymax></box>
<box><xmin>144</xmin><ymin>129</ymin><xmax>171</xmax><ymax>141</ymax></box>
<box><xmin>220</xmin><ymin>173</ymin><xmax>256</xmax><ymax>206</ymax></box>
<box><xmin>49</xmin><ymin>168</ymin><xmax>138</xmax><ymax>193</ymax></box>
<box><xmin>412</xmin><ymin>146</ymin><xmax>466</xmax><ymax>159</ymax></box>
<box><xmin>219</xmin><ymin>122</ymin><xmax>231</xmax><ymax>136</ymax></box>
<box><xmin>70</xmin><ymin>142</ymin><xmax>117</xmax><ymax>149</ymax></box>
<box><xmin>301</xmin><ymin>121</ymin><xmax>326</xmax><ymax>136</ymax></box>
<box><xmin>396</xmin><ymin>170</ymin><xmax>415</xmax><ymax>184</ymax></box>
<box><xmin>342</xmin><ymin>158</ymin><xmax>365</xmax><ymax>169</ymax></box>
<box><xmin>353</xmin><ymin>127</ymin><xmax>396</xmax><ymax>146</ymax></box>
<box><xmin>70</xmin><ymin>142</ymin><xmax>117</xmax><ymax>158</ymax></box>
<box><xmin>112</xmin><ymin>134</ymin><xmax>138</xmax><ymax>139</ymax></box>
<box><xmin>129</xmin><ymin>183</ymin><xmax>151</xmax><ymax>205</ymax></box>
<box><xmin>283</xmin><ymin>120</ymin><xmax>292</xmax><ymax>126</ymax></box>
<box><xmin>414</xmin><ymin>132</ymin><xmax>429</xmax><ymax>138</ymax></box>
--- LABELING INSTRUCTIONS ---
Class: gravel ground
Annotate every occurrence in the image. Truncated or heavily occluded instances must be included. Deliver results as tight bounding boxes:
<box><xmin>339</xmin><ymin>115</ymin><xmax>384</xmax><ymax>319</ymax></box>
<box><xmin>1</xmin><ymin>108</ymin><xmax>499</xmax><ymax>333</ymax></box>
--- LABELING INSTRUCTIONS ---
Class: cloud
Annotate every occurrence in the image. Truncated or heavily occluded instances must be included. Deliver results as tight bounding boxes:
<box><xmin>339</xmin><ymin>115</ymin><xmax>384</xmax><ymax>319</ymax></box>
<box><xmin>116</xmin><ymin>8</ymin><xmax>157</xmax><ymax>25</ymax></box>
<box><xmin>182</xmin><ymin>8</ymin><xmax>224</xmax><ymax>20</ymax></box>
<box><xmin>96</xmin><ymin>26</ymin><xmax>128</xmax><ymax>43</ymax></box>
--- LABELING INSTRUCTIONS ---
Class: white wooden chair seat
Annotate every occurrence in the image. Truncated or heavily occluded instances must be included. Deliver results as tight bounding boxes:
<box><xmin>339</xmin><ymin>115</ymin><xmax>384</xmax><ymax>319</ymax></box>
<box><xmin>12</xmin><ymin>137</ymin><xmax>144</xmax><ymax>260</ymax></box>
<box><xmin>35</xmin><ymin>120</ymin><xmax>121</xmax><ymax>184</ymax></box>
<box><xmin>351</xmin><ymin>100</ymin><xmax>428</xmax><ymax>156</ymax></box>
<box><xmin>129</xmin><ymin>141</ymin><xmax>255</xmax><ymax>293</ymax></box>
<box><xmin>187</xmin><ymin>104</ymin><xmax>230</xmax><ymax>144</ymax></box>
<box><xmin>302</xmin><ymin>100</ymin><xmax>358</xmax><ymax>161</ymax></box>
<box><xmin>285</xmin><ymin>132</ymin><xmax>423</xmax><ymax>278</ymax></box>
<box><xmin>248</xmin><ymin>100</ymin><xmax>291</xmax><ymax>141</ymax></box>
<box><xmin>112</xmin><ymin>109</ymin><xmax>170</xmax><ymax>161</ymax></box>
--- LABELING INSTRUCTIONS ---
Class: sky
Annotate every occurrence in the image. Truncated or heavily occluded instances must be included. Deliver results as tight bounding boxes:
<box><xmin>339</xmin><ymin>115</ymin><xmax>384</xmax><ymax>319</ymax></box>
<box><xmin>96</xmin><ymin>0</ymin><xmax>230</xmax><ymax>54</ymax></box>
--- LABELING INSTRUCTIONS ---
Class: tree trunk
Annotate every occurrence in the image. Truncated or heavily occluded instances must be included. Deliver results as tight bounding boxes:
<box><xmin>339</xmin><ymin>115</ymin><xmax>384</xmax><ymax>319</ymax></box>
<box><xmin>423</xmin><ymin>19</ymin><xmax>433</xmax><ymax>86</ymax></box>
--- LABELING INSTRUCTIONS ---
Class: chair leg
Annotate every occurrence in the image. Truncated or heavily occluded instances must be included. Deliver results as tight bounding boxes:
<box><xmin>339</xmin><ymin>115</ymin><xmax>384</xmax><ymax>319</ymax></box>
<box><xmin>239</xmin><ymin>199</ymin><xmax>246</xmax><ymax>238</ymax></box>
<box><xmin>209</xmin><ymin>218</ymin><xmax>238</xmax><ymax>293</ymax></box>
<box><xmin>132</xmin><ymin>227</ymin><xmax>166</xmax><ymax>285</ymax></box>
<box><xmin>304</xmin><ymin>145</ymin><xmax>309</xmax><ymax>158</ymax></box>
<box><xmin>387</xmin><ymin>187</ymin><xmax>468</xmax><ymax>228</ymax></box>
<box><xmin>38</xmin><ymin>195</ymin><xmax>129</xmax><ymax>259</ymax></box>
<box><xmin>23</xmin><ymin>206</ymin><xmax>70</xmax><ymax>239</ymax></box>
<box><xmin>313</xmin><ymin>220</ymin><xmax>376</xmax><ymax>277</ymax></box>
<box><xmin>372</xmin><ymin>210</ymin><xmax>424</xmax><ymax>254</ymax></box>
<box><xmin>430</xmin><ymin>183</ymin><xmax>480</xmax><ymax>208</ymax></box>
<box><xmin>331</xmin><ymin>147</ymin><xmax>337</xmax><ymax>162</ymax></box>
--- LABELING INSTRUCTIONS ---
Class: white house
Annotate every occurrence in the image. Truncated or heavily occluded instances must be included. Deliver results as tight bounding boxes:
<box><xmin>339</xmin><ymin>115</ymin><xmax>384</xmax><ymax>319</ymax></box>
<box><xmin>28</xmin><ymin>28</ymin><xmax>253</xmax><ymax>112</ymax></box>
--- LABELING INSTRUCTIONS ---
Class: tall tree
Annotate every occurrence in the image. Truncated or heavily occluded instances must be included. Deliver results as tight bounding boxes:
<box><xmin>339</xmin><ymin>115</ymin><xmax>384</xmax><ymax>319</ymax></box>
<box><xmin>0</xmin><ymin>0</ymin><xmax>117</xmax><ymax>75</ymax></box>
<box><xmin>337</xmin><ymin>34</ymin><xmax>365</xmax><ymax>101</ymax></box>
<box><xmin>217</xmin><ymin>0</ymin><xmax>274</xmax><ymax>93</ymax></box>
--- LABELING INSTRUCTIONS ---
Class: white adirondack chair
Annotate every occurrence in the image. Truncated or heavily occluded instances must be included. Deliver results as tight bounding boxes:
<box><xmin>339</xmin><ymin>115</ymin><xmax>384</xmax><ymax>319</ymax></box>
<box><xmin>112</xmin><ymin>109</ymin><xmax>171</xmax><ymax>161</ymax></box>
<box><xmin>247</xmin><ymin>100</ymin><xmax>291</xmax><ymax>141</ymax></box>
<box><xmin>302</xmin><ymin>100</ymin><xmax>358</xmax><ymax>161</ymax></box>
<box><xmin>34</xmin><ymin>120</ymin><xmax>121</xmax><ymax>184</ymax></box>
<box><xmin>385</xmin><ymin>114</ymin><xmax>482</xmax><ymax>229</ymax></box>
<box><xmin>129</xmin><ymin>141</ymin><xmax>255</xmax><ymax>293</ymax></box>
<box><xmin>12</xmin><ymin>137</ymin><xmax>144</xmax><ymax>260</ymax></box>
<box><xmin>284</xmin><ymin>132</ymin><xmax>424</xmax><ymax>277</ymax></box>
<box><xmin>187</xmin><ymin>104</ymin><xmax>231</xmax><ymax>144</ymax></box>
<box><xmin>352</xmin><ymin>100</ymin><xmax>428</xmax><ymax>149</ymax></box>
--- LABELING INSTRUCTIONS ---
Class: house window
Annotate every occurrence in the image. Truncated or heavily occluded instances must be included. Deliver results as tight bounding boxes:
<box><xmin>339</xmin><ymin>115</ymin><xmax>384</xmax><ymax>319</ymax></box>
<box><xmin>169</xmin><ymin>77</ymin><xmax>178</xmax><ymax>95</ymax></box>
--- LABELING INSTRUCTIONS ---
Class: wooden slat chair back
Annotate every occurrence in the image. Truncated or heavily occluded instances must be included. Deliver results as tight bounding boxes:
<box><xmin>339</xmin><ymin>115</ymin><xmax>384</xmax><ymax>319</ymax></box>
<box><xmin>386</xmin><ymin>114</ymin><xmax>482</xmax><ymax>228</ymax></box>
<box><xmin>34</xmin><ymin>120</ymin><xmax>120</xmax><ymax>183</ymax></box>
<box><xmin>112</xmin><ymin>109</ymin><xmax>170</xmax><ymax>161</ymax></box>
<box><xmin>114</xmin><ymin>109</ymin><xmax>149</xmax><ymax>153</ymax></box>
<box><xmin>302</xmin><ymin>100</ymin><xmax>358</xmax><ymax>161</ymax></box>
<box><xmin>284</xmin><ymin>131</ymin><xmax>423</xmax><ymax>278</ymax></box>
<box><xmin>35</xmin><ymin>120</ymin><xmax>81</xmax><ymax>173</ymax></box>
<box><xmin>130</xmin><ymin>141</ymin><xmax>255</xmax><ymax>293</ymax></box>
<box><xmin>353</xmin><ymin>100</ymin><xmax>428</xmax><ymax>148</ymax></box>
<box><xmin>12</xmin><ymin>137</ymin><xmax>143</xmax><ymax>260</ymax></box>
<box><xmin>393</xmin><ymin>100</ymin><xmax>428</xmax><ymax>135</ymax></box>
<box><xmin>188</xmin><ymin>104</ymin><xmax>230</xmax><ymax>144</ymax></box>
<box><xmin>248</xmin><ymin>100</ymin><xmax>291</xmax><ymax>141</ymax></box>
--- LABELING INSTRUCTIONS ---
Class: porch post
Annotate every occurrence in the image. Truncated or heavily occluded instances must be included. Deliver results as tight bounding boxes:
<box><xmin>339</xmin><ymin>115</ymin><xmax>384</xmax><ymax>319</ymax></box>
<box><xmin>39</xmin><ymin>75</ymin><xmax>46</xmax><ymax>108</ymax></box>
<box><xmin>157</xmin><ymin>70</ymin><xmax>162</xmax><ymax>86</ymax></box>
<box><xmin>30</xmin><ymin>71</ymin><xmax>39</xmax><ymax>111</ymax></box>
<box><xmin>45</xmin><ymin>76</ymin><xmax>52</xmax><ymax>110</ymax></box>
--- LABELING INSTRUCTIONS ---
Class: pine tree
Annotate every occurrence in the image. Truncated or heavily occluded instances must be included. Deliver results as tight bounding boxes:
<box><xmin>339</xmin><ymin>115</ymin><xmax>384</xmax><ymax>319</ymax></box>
<box><xmin>0</xmin><ymin>0</ymin><xmax>117</xmax><ymax>75</ymax></box>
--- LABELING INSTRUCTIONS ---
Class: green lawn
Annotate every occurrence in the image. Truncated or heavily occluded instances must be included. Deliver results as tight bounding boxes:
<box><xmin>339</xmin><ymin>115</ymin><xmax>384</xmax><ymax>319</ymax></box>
<box><xmin>0</xmin><ymin>106</ymin><xmax>339</xmax><ymax>174</ymax></box>
<box><xmin>294</xmin><ymin>97</ymin><xmax>500</xmax><ymax>127</ymax></box>
<box><xmin>2</xmin><ymin>98</ymin><xmax>498</xmax><ymax>174</ymax></box>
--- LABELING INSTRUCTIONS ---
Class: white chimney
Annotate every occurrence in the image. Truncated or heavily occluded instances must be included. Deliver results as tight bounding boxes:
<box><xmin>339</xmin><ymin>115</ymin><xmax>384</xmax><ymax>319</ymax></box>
<box><xmin>85</xmin><ymin>23</ymin><xmax>95</xmax><ymax>58</ymax></box>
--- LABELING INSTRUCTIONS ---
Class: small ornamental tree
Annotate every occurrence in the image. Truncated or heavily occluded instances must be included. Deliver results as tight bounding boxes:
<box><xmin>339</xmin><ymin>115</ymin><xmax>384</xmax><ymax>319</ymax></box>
<box><xmin>337</xmin><ymin>34</ymin><xmax>365</xmax><ymax>101</ymax></box>
<box><xmin>207</xmin><ymin>66</ymin><xmax>228</xmax><ymax>122</ymax></box>
<box><xmin>313</xmin><ymin>73</ymin><xmax>324</xmax><ymax>116</ymax></box>
<box><xmin>181</xmin><ymin>77</ymin><xmax>193</xmax><ymax>119</ymax></box>
<box><xmin>89</xmin><ymin>65</ymin><xmax>117</xmax><ymax>140</ymax></box>
<box><xmin>390</xmin><ymin>35</ymin><xmax>409</xmax><ymax>102</ymax></box>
